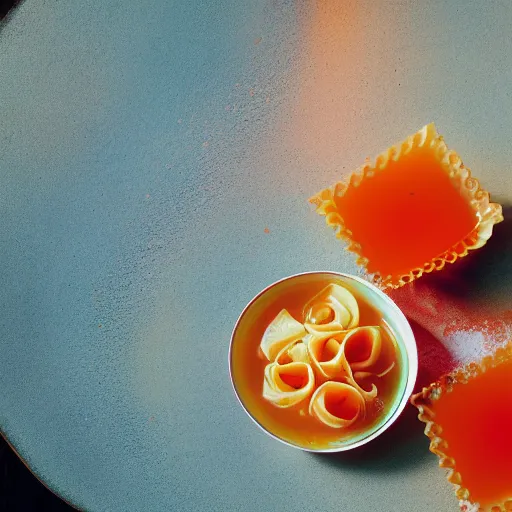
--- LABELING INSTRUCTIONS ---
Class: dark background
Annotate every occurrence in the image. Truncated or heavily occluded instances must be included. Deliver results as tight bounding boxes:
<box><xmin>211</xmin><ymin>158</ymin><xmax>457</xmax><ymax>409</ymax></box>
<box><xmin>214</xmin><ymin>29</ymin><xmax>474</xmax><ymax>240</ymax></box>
<box><xmin>0</xmin><ymin>0</ymin><xmax>19</xmax><ymax>20</ymax></box>
<box><xmin>0</xmin><ymin>437</ymin><xmax>74</xmax><ymax>511</ymax></box>
<box><xmin>1</xmin><ymin>3</ymin><xmax>74</xmax><ymax>511</ymax></box>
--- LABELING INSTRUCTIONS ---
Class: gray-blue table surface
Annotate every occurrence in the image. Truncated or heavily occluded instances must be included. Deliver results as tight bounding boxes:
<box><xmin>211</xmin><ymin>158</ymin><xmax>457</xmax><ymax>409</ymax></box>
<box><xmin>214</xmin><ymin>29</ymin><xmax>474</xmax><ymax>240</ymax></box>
<box><xmin>1</xmin><ymin>1</ymin><xmax>511</xmax><ymax>511</ymax></box>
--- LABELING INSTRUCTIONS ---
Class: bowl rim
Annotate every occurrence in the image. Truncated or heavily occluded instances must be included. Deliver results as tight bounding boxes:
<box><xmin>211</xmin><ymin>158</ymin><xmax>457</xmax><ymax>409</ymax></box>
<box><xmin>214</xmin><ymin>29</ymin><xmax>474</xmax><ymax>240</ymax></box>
<box><xmin>228</xmin><ymin>270</ymin><xmax>418</xmax><ymax>453</ymax></box>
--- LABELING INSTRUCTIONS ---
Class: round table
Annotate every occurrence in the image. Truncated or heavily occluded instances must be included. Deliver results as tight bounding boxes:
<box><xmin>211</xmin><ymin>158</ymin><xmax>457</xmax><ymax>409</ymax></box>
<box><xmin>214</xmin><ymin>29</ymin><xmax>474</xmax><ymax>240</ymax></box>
<box><xmin>1</xmin><ymin>1</ymin><xmax>511</xmax><ymax>511</ymax></box>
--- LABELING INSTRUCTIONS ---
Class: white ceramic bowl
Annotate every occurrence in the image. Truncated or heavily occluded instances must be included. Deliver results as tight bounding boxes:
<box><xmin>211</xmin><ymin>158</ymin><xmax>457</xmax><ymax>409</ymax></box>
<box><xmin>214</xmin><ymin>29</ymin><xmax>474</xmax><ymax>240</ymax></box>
<box><xmin>229</xmin><ymin>271</ymin><xmax>418</xmax><ymax>452</ymax></box>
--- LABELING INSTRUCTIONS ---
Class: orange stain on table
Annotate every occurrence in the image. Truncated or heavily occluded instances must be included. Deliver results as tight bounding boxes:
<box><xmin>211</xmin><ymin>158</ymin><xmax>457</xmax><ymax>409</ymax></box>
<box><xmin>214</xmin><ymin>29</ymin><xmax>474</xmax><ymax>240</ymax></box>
<box><xmin>442</xmin><ymin>307</ymin><xmax>512</xmax><ymax>346</ymax></box>
<box><xmin>288</xmin><ymin>1</ymin><xmax>366</xmax><ymax>164</ymax></box>
<box><xmin>389</xmin><ymin>279</ymin><xmax>512</xmax><ymax>357</ymax></box>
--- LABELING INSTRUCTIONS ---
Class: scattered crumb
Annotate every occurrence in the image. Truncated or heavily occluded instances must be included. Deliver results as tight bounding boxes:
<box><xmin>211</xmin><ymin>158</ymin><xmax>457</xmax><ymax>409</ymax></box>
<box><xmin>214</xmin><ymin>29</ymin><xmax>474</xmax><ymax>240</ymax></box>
<box><xmin>98</xmin><ymin>324</ymin><xmax>102</xmax><ymax>328</ymax></box>
<box><xmin>146</xmin><ymin>194</ymin><xmax>151</xmax><ymax>199</ymax></box>
<box><xmin>254</xmin><ymin>37</ymin><xmax>262</xmax><ymax>45</ymax></box>
<box><xmin>249</xmin><ymin>88</ymin><xmax>255</xmax><ymax>97</ymax></box>
<box><xmin>265</xmin><ymin>96</ymin><xmax>270</xmax><ymax>104</ymax></box>
<box><xmin>373</xmin><ymin>397</ymin><xmax>385</xmax><ymax>414</ymax></box>
<box><xmin>264</xmin><ymin>227</ymin><xmax>270</xmax><ymax>234</ymax></box>
<box><xmin>459</xmin><ymin>500</ymin><xmax>480</xmax><ymax>512</ymax></box>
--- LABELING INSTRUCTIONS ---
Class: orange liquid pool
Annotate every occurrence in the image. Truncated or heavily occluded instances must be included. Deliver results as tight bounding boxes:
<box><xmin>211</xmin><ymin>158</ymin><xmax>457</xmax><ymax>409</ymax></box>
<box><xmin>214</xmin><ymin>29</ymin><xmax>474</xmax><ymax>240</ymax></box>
<box><xmin>231</xmin><ymin>275</ymin><xmax>402</xmax><ymax>449</ymax></box>
<box><xmin>432</xmin><ymin>360</ymin><xmax>512</xmax><ymax>507</ymax></box>
<box><xmin>334</xmin><ymin>145</ymin><xmax>478</xmax><ymax>279</ymax></box>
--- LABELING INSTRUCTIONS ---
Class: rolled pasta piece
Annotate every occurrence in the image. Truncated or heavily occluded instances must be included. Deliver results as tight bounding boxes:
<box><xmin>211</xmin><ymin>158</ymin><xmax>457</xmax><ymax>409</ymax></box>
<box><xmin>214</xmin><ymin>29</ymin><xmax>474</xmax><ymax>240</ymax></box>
<box><xmin>275</xmin><ymin>340</ymin><xmax>310</xmax><ymax>365</ymax></box>
<box><xmin>303</xmin><ymin>284</ymin><xmax>359</xmax><ymax>339</ymax></box>
<box><xmin>353</xmin><ymin>361</ymin><xmax>395</xmax><ymax>381</ymax></box>
<box><xmin>309</xmin><ymin>381</ymin><xmax>366</xmax><ymax>428</ymax></box>
<box><xmin>307</xmin><ymin>334</ymin><xmax>378</xmax><ymax>401</ymax></box>
<box><xmin>307</xmin><ymin>334</ymin><xmax>351</xmax><ymax>379</ymax></box>
<box><xmin>260</xmin><ymin>309</ymin><xmax>307</xmax><ymax>361</ymax></box>
<box><xmin>343</xmin><ymin>326</ymin><xmax>382</xmax><ymax>372</ymax></box>
<box><xmin>344</xmin><ymin>325</ymin><xmax>398</xmax><ymax>387</ymax></box>
<box><xmin>263</xmin><ymin>362</ymin><xmax>315</xmax><ymax>408</ymax></box>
